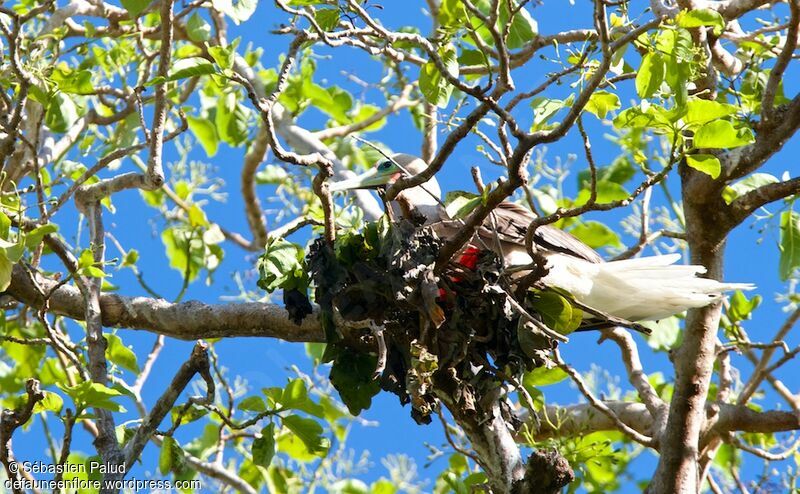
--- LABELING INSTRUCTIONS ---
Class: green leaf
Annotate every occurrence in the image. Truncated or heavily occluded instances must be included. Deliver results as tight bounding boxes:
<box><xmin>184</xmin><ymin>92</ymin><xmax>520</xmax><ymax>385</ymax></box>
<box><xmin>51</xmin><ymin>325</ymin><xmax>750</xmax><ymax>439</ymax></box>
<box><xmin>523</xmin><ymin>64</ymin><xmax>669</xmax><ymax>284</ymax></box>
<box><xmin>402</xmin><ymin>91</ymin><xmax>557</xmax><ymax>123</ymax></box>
<box><xmin>722</xmin><ymin>173</ymin><xmax>779</xmax><ymax>204</ymax></box>
<box><xmin>728</xmin><ymin>290</ymin><xmax>761</xmax><ymax>323</ymax></box>
<box><xmin>208</xmin><ymin>39</ymin><xmax>239</xmax><ymax>70</ymax></box>
<box><xmin>636</xmin><ymin>53</ymin><xmax>665</xmax><ymax>99</ymax></box>
<box><xmin>252</xmin><ymin>423</ymin><xmax>276</xmax><ymax>468</ymax></box>
<box><xmin>677</xmin><ymin>8</ymin><xmax>726</xmax><ymax>36</ymax></box>
<box><xmin>212</xmin><ymin>0</ymin><xmax>257</xmax><ymax>24</ymax></box>
<box><xmin>504</xmin><ymin>5</ymin><xmax>538</xmax><ymax>50</ymax></box>
<box><xmin>46</xmin><ymin>92</ymin><xmax>79</xmax><ymax>133</ymax></box>
<box><xmin>257</xmin><ymin>238</ymin><xmax>307</xmax><ymax>293</ymax></box>
<box><xmin>0</xmin><ymin>254</ymin><xmax>12</xmax><ymax>291</ymax></box>
<box><xmin>282</xmin><ymin>415</ymin><xmax>329</xmax><ymax>456</ymax></box>
<box><xmin>444</xmin><ymin>191</ymin><xmax>481</xmax><ymax>219</ymax></box>
<box><xmin>685</xmin><ymin>99</ymin><xmax>738</xmax><ymax>126</ymax></box>
<box><xmin>528</xmin><ymin>291</ymin><xmax>582</xmax><ymax>334</ymax></box>
<box><xmin>105</xmin><ymin>333</ymin><xmax>140</xmax><ymax>373</ymax></box>
<box><xmin>58</xmin><ymin>381</ymin><xmax>126</xmax><ymax>412</ymax></box>
<box><xmin>530</xmin><ymin>95</ymin><xmax>574</xmax><ymax>131</ymax></box>
<box><xmin>574</xmin><ymin>181</ymin><xmax>630</xmax><ymax>206</ymax></box>
<box><xmin>693</xmin><ymin>120</ymin><xmax>754</xmax><ymax>149</ymax></box>
<box><xmin>585</xmin><ymin>91</ymin><xmax>621</xmax><ymax>119</ymax></box>
<box><xmin>121</xmin><ymin>0</ymin><xmax>150</xmax><ymax>18</ymax></box>
<box><xmin>33</xmin><ymin>391</ymin><xmax>64</xmax><ymax>414</ymax></box>
<box><xmin>439</xmin><ymin>0</ymin><xmax>467</xmax><ymax>27</ymax></box>
<box><xmin>523</xmin><ymin>367</ymin><xmax>568</xmax><ymax>387</ymax></box>
<box><xmin>577</xmin><ymin>156</ymin><xmax>635</xmax><ymax>187</ymax></box>
<box><xmin>352</xmin><ymin>104</ymin><xmax>387</xmax><ymax>133</ymax></box>
<box><xmin>329</xmin><ymin>349</ymin><xmax>381</xmax><ymax>415</ymax></box>
<box><xmin>315</xmin><ymin>8</ymin><xmax>340</xmax><ymax>30</ymax></box>
<box><xmin>187</xmin><ymin>204</ymin><xmax>208</xmax><ymax>228</ymax></box>
<box><xmin>471</xmin><ymin>1</ymin><xmax>537</xmax><ymax>50</ymax></box>
<box><xmin>159</xmin><ymin>436</ymin><xmax>187</xmax><ymax>475</ymax></box>
<box><xmin>215</xmin><ymin>92</ymin><xmax>249</xmax><ymax>146</ymax></box>
<box><xmin>24</xmin><ymin>223</ymin><xmax>58</xmax><ymax>249</ymax></box>
<box><xmin>780</xmin><ymin>210</ymin><xmax>800</xmax><ymax>281</ymax></box>
<box><xmin>51</xmin><ymin>66</ymin><xmax>95</xmax><ymax>95</ymax></box>
<box><xmin>187</xmin><ymin>116</ymin><xmax>219</xmax><ymax>157</ymax></box>
<box><xmin>613</xmin><ymin>104</ymin><xmax>675</xmax><ymax>134</ymax></box>
<box><xmin>419</xmin><ymin>45</ymin><xmax>459</xmax><ymax>108</ymax></box>
<box><xmin>121</xmin><ymin>249</ymin><xmax>139</xmax><ymax>268</ymax></box>
<box><xmin>656</xmin><ymin>28</ymin><xmax>693</xmax><ymax>106</ymax></box>
<box><xmin>686</xmin><ymin>154</ymin><xmax>721</xmax><ymax>179</ymax></box>
<box><xmin>77</xmin><ymin>248</ymin><xmax>105</xmax><ymax>278</ymax></box>
<box><xmin>167</xmin><ymin>57</ymin><xmax>217</xmax><ymax>82</ymax></box>
<box><xmin>281</xmin><ymin>379</ymin><xmax>312</xmax><ymax>410</ymax></box>
<box><xmin>570</xmin><ymin>221</ymin><xmax>622</xmax><ymax>248</ymax></box>
<box><xmin>255</xmin><ymin>165</ymin><xmax>289</xmax><ymax>185</ymax></box>
<box><xmin>239</xmin><ymin>396</ymin><xmax>267</xmax><ymax>412</ymax></box>
<box><xmin>170</xmin><ymin>403</ymin><xmax>208</xmax><ymax>426</ymax></box>
<box><xmin>186</xmin><ymin>12</ymin><xmax>211</xmax><ymax>42</ymax></box>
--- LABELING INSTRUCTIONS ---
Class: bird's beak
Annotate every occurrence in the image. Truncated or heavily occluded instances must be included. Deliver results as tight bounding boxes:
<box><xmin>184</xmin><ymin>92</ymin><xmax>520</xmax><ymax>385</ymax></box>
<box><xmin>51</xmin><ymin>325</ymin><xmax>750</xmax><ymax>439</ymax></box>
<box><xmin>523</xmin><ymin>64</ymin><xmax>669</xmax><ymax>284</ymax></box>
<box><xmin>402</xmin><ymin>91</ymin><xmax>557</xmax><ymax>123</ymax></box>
<box><xmin>329</xmin><ymin>167</ymin><xmax>392</xmax><ymax>192</ymax></box>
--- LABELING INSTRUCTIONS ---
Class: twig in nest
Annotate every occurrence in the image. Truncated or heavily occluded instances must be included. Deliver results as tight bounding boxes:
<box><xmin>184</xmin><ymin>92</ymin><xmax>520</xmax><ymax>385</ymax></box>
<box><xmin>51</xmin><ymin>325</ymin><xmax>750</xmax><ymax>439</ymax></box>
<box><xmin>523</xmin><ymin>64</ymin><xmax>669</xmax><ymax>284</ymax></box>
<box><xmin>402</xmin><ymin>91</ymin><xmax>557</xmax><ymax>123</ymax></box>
<box><xmin>371</xmin><ymin>322</ymin><xmax>387</xmax><ymax>380</ymax></box>
<box><xmin>569</xmin><ymin>297</ymin><xmax>652</xmax><ymax>335</ymax></box>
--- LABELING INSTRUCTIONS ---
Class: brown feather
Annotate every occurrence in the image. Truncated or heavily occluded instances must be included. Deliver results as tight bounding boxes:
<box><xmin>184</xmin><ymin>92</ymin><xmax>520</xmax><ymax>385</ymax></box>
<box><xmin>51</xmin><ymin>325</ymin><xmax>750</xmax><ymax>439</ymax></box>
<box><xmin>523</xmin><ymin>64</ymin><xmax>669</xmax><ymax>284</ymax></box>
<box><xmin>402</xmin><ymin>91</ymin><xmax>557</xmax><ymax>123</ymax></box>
<box><xmin>429</xmin><ymin>201</ymin><xmax>603</xmax><ymax>264</ymax></box>
<box><xmin>482</xmin><ymin>202</ymin><xmax>603</xmax><ymax>264</ymax></box>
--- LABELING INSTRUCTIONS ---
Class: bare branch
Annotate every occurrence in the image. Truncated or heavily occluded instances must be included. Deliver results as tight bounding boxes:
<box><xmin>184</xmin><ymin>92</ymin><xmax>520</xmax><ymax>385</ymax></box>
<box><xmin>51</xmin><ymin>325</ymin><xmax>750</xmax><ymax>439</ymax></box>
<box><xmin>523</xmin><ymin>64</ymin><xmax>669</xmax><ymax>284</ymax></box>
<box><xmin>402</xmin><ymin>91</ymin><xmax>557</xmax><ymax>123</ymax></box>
<box><xmin>554</xmin><ymin>349</ymin><xmax>656</xmax><ymax>447</ymax></box>
<box><xmin>124</xmin><ymin>341</ymin><xmax>211</xmax><ymax>466</ymax></box>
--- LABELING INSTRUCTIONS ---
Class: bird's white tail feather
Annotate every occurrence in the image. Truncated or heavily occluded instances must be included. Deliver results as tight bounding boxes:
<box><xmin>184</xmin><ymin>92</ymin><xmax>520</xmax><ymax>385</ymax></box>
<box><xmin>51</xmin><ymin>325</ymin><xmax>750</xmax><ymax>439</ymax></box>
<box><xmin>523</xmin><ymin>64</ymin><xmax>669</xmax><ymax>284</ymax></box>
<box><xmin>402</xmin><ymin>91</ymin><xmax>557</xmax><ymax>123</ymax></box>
<box><xmin>546</xmin><ymin>253</ymin><xmax>755</xmax><ymax>322</ymax></box>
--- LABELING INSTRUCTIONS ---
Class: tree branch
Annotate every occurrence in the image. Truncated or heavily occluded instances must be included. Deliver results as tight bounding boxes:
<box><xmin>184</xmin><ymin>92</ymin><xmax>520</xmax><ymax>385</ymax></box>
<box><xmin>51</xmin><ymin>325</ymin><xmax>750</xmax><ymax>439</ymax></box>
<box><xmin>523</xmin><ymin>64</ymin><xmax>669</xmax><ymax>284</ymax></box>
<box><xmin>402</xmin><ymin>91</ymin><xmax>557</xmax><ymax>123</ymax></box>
<box><xmin>7</xmin><ymin>264</ymin><xmax>326</xmax><ymax>342</ymax></box>
<box><xmin>124</xmin><ymin>341</ymin><xmax>211</xmax><ymax>466</ymax></box>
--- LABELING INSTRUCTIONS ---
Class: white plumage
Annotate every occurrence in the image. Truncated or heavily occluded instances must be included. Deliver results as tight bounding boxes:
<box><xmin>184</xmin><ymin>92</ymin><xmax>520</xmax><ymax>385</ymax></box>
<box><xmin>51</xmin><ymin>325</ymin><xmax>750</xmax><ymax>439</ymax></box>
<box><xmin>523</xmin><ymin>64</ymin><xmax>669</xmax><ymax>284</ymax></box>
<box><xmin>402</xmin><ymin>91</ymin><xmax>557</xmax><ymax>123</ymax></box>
<box><xmin>537</xmin><ymin>252</ymin><xmax>753</xmax><ymax>321</ymax></box>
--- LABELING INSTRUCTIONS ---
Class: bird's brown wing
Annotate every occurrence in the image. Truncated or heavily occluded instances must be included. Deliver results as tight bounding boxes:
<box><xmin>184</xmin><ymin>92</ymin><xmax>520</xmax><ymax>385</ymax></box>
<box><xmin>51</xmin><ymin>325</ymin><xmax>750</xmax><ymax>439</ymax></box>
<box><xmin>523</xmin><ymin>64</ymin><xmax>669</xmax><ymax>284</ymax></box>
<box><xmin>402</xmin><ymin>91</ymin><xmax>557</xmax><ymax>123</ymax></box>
<box><xmin>480</xmin><ymin>202</ymin><xmax>603</xmax><ymax>264</ymax></box>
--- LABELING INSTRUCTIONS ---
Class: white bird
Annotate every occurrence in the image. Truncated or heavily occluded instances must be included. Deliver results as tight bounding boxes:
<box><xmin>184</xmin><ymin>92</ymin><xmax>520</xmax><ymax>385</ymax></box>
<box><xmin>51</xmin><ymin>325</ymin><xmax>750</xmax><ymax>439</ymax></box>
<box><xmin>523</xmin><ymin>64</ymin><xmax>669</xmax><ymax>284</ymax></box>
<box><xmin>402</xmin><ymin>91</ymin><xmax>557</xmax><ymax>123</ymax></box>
<box><xmin>330</xmin><ymin>153</ymin><xmax>754</xmax><ymax>322</ymax></box>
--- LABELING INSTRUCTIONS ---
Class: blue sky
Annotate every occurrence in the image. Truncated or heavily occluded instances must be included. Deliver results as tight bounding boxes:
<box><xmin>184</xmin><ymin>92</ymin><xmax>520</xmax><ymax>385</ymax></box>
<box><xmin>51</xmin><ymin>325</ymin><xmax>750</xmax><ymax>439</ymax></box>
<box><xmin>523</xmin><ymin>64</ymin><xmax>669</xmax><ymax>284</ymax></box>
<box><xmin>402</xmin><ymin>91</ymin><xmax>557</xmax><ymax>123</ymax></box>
<box><xmin>10</xmin><ymin>0</ymin><xmax>800</xmax><ymax>492</ymax></box>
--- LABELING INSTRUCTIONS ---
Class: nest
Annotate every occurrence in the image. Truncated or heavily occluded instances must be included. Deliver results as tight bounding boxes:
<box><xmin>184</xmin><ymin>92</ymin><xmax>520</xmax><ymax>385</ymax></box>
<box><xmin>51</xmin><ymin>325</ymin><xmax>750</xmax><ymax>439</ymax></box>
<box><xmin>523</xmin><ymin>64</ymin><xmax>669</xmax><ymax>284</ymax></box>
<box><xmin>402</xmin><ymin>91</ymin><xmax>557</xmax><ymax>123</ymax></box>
<box><xmin>303</xmin><ymin>218</ymin><xmax>561</xmax><ymax>425</ymax></box>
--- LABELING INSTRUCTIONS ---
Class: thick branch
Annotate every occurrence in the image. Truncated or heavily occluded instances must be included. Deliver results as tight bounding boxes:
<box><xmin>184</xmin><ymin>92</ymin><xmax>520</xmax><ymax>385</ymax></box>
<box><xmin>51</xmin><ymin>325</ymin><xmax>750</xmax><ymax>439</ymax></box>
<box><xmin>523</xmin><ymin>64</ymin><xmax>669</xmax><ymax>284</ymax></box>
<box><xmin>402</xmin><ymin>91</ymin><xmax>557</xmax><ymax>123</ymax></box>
<box><xmin>728</xmin><ymin>176</ymin><xmax>800</xmax><ymax>226</ymax></box>
<box><xmin>7</xmin><ymin>264</ymin><xmax>325</xmax><ymax>342</ymax></box>
<box><xmin>527</xmin><ymin>401</ymin><xmax>800</xmax><ymax>442</ymax></box>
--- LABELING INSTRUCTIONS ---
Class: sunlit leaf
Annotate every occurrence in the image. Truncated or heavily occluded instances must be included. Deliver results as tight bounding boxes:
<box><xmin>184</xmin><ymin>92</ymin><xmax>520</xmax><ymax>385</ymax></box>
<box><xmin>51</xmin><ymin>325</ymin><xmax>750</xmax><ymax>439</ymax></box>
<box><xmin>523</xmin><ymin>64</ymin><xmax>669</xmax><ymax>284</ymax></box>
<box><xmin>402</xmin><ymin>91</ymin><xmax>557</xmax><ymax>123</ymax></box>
<box><xmin>686</xmin><ymin>154</ymin><xmax>721</xmax><ymax>179</ymax></box>
<box><xmin>187</xmin><ymin>12</ymin><xmax>212</xmax><ymax>42</ymax></box>
<box><xmin>523</xmin><ymin>367</ymin><xmax>568</xmax><ymax>387</ymax></box>
<box><xmin>585</xmin><ymin>91</ymin><xmax>621</xmax><ymax>119</ymax></box>
<box><xmin>419</xmin><ymin>45</ymin><xmax>458</xmax><ymax>108</ymax></box>
<box><xmin>528</xmin><ymin>291</ymin><xmax>582</xmax><ymax>334</ymax></box>
<box><xmin>187</xmin><ymin>116</ymin><xmax>219</xmax><ymax>157</ymax></box>
<box><xmin>636</xmin><ymin>52</ymin><xmax>664</xmax><ymax>99</ymax></box>
<box><xmin>779</xmin><ymin>210</ymin><xmax>800</xmax><ymax>281</ymax></box>
<box><xmin>684</xmin><ymin>99</ymin><xmax>738</xmax><ymax>126</ymax></box>
<box><xmin>46</xmin><ymin>92</ymin><xmax>79</xmax><ymax>133</ymax></box>
<box><xmin>282</xmin><ymin>415</ymin><xmax>329</xmax><ymax>456</ymax></box>
<box><xmin>256</xmin><ymin>238</ymin><xmax>307</xmax><ymax>293</ymax></box>
<box><xmin>570</xmin><ymin>221</ymin><xmax>622</xmax><ymax>248</ymax></box>
<box><xmin>694</xmin><ymin>120</ymin><xmax>754</xmax><ymax>149</ymax></box>
<box><xmin>121</xmin><ymin>0</ymin><xmax>149</xmax><ymax>18</ymax></box>
<box><xmin>106</xmin><ymin>333</ymin><xmax>140</xmax><ymax>373</ymax></box>
<box><xmin>677</xmin><ymin>8</ymin><xmax>725</xmax><ymax>36</ymax></box>
<box><xmin>33</xmin><ymin>391</ymin><xmax>64</xmax><ymax>414</ymax></box>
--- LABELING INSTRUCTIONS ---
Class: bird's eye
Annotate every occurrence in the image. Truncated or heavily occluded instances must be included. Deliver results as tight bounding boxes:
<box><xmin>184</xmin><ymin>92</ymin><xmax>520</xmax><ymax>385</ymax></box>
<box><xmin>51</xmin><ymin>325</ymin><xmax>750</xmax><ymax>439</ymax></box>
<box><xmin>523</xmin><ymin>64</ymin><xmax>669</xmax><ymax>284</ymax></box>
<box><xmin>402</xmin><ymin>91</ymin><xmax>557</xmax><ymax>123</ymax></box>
<box><xmin>378</xmin><ymin>160</ymin><xmax>392</xmax><ymax>170</ymax></box>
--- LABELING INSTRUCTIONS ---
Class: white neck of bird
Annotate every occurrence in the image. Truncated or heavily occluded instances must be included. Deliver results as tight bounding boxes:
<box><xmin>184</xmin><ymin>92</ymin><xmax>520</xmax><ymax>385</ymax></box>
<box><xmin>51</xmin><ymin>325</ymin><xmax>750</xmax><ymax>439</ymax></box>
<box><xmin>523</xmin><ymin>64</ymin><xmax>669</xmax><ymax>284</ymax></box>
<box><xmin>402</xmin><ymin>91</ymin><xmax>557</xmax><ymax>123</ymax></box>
<box><xmin>391</xmin><ymin>181</ymin><xmax>443</xmax><ymax>224</ymax></box>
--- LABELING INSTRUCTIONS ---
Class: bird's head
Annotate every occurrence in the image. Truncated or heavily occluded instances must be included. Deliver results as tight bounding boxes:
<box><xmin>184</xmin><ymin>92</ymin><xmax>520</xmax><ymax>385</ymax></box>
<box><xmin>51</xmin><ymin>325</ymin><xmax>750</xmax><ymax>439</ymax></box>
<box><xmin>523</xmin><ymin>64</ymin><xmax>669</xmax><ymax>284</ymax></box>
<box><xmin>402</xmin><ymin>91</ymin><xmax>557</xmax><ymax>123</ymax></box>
<box><xmin>329</xmin><ymin>153</ymin><xmax>430</xmax><ymax>192</ymax></box>
<box><xmin>329</xmin><ymin>153</ymin><xmax>443</xmax><ymax>221</ymax></box>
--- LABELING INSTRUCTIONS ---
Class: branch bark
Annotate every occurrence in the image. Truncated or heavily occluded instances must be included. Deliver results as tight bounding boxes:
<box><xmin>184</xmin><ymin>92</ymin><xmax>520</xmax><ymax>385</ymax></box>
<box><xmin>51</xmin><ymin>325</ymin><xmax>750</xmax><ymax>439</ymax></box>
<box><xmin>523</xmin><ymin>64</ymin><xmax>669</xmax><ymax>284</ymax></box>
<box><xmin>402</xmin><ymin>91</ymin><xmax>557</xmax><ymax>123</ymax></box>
<box><xmin>7</xmin><ymin>263</ymin><xmax>326</xmax><ymax>342</ymax></box>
